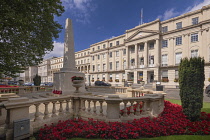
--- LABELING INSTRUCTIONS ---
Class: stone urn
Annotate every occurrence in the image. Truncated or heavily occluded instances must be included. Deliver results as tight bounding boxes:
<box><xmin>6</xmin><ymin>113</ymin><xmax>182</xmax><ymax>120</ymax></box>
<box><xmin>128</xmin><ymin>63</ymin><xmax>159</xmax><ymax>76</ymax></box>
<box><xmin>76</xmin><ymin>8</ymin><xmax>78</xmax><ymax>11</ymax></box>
<box><xmin>72</xmin><ymin>80</ymin><xmax>83</xmax><ymax>93</ymax></box>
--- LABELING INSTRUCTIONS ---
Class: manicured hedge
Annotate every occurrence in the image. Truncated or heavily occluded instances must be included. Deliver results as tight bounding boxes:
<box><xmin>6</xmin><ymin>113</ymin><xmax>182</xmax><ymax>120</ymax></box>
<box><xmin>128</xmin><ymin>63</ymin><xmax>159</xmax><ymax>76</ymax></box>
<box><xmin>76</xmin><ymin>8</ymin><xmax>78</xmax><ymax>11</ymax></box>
<box><xmin>179</xmin><ymin>57</ymin><xmax>205</xmax><ymax>121</ymax></box>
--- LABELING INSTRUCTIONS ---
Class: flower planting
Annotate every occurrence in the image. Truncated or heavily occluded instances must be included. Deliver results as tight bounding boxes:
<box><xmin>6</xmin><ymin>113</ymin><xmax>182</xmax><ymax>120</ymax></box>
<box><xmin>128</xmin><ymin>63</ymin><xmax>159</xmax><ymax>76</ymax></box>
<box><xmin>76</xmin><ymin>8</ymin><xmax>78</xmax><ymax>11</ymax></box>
<box><xmin>36</xmin><ymin>101</ymin><xmax>210</xmax><ymax>140</ymax></box>
<box><xmin>71</xmin><ymin>76</ymin><xmax>84</xmax><ymax>81</ymax></box>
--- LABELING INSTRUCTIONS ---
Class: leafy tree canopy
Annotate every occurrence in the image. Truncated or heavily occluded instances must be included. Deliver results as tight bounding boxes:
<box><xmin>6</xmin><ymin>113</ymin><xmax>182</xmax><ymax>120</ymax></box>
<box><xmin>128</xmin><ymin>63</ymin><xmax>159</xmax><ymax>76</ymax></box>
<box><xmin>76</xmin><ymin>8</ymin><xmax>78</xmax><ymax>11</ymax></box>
<box><xmin>0</xmin><ymin>0</ymin><xmax>64</xmax><ymax>77</ymax></box>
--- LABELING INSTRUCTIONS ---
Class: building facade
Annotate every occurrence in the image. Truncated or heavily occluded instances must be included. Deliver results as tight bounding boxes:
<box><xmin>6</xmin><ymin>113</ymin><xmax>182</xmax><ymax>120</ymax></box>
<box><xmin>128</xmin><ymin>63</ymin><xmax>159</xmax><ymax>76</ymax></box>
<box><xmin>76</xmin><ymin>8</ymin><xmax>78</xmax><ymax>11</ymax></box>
<box><xmin>76</xmin><ymin>5</ymin><xmax>210</xmax><ymax>87</ymax></box>
<box><xmin>19</xmin><ymin>5</ymin><xmax>210</xmax><ymax>87</ymax></box>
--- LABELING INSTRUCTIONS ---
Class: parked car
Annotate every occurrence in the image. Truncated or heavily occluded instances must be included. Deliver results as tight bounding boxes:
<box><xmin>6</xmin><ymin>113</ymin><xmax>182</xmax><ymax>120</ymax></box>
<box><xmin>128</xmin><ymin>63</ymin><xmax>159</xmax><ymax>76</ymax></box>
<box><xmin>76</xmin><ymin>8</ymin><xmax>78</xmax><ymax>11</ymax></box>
<box><xmin>23</xmin><ymin>83</ymin><xmax>34</xmax><ymax>86</ymax></box>
<box><xmin>47</xmin><ymin>82</ymin><xmax>53</xmax><ymax>86</ymax></box>
<box><xmin>94</xmin><ymin>81</ymin><xmax>111</xmax><ymax>86</ymax></box>
<box><xmin>205</xmin><ymin>85</ymin><xmax>210</xmax><ymax>97</ymax></box>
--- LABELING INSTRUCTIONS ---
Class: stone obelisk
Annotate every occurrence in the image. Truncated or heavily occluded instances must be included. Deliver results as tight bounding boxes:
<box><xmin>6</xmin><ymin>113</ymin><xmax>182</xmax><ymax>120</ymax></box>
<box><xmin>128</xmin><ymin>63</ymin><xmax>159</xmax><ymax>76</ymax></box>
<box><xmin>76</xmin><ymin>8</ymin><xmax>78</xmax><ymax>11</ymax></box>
<box><xmin>53</xmin><ymin>18</ymin><xmax>85</xmax><ymax>95</ymax></box>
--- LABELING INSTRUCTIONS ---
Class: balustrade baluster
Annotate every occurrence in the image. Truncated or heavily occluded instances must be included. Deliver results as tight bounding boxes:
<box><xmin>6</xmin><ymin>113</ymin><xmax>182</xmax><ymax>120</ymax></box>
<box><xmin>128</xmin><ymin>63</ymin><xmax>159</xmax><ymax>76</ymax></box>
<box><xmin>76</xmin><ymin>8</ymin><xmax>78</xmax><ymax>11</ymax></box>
<box><xmin>51</xmin><ymin>101</ymin><xmax>57</xmax><ymax>117</ymax></box>
<box><xmin>59</xmin><ymin>100</ymin><xmax>64</xmax><ymax>115</ymax></box>
<box><xmin>43</xmin><ymin>102</ymin><xmax>49</xmax><ymax>119</ymax></box>
<box><xmin>130</xmin><ymin>101</ymin><xmax>134</xmax><ymax>116</ymax></box>
<box><xmin>99</xmin><ymin>101</ymin><xmax>104</xmax><ymax>116</ymax></box>
<box><xmin>34</xmin><ymin>103</ymin><xmax>41</xmax><ymax>121</ymax></box>
<box><xmin>132</xmin><ymin>91</ymin><xmax>135</xmax><ymax>97</ymax></box>
<box><xmin>135</xmin><ymin>101</ymin><xmax>140</xmax><ymax>116</ymax></box>
<box><xmin>66</xmin><ymin>99</ymin><xmax>70</xmax><ymax>114</ymax></box>
<box><xmin>82</xmin><ymin>99</ymin><xmax>86</xmax><ymax>112</ymax></box>
<box><xmin>123</xmin><ymin>101</ymin><xmax>128</xmax><ymax>117</ymax></box>
<box><xmin>93</xmin><ymin>100</ymin><xmax>97</xmax><ymax>115</ymax></box>
<box><xmin>87</xmin><ymin>100</ymin><xmax>91</xmax><ymax>114</ymax></box>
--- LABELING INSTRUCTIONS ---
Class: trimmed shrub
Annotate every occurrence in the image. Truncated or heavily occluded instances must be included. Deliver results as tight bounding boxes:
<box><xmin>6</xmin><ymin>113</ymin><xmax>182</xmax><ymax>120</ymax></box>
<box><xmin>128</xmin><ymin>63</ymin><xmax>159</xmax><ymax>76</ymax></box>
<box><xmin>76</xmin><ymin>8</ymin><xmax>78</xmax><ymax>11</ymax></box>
<box><xmin>179</xmin><ymin>57</ymin><xmax>205</xmax><ymax>122</ymax></box>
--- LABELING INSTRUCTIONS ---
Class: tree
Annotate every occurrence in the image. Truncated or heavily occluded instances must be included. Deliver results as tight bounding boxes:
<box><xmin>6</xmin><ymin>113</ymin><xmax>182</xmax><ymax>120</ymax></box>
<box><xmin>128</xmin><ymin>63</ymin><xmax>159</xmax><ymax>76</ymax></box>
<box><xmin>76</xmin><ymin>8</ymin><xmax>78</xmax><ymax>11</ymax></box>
<box><xmin>179</xmin><ymin>57</ymin><xmax>205</xmax><ymax>121</ymax></box>
<box><xmin>0</xmin><ymin>0</ymin><xmax>64</xmax><ymax>77</ymax></box>
<box><xmin>33</xmin><ymin>74</ymin><xmax>41</xmax><ymax>86</ymax></box>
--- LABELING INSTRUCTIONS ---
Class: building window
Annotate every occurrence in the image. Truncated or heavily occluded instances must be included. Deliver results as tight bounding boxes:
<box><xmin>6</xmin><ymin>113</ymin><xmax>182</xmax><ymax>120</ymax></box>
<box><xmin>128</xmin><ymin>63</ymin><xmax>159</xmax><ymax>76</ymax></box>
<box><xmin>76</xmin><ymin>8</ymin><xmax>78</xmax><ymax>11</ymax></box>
<box><xmin>97</xmin><ymin>64</ymin><xmax>100</xmax><ymax>72</ymax></box>
<box><xmin>109</xmin><ymin>62</ymin><xmax>112</xmax><ymax>70</ymax></box>
<box><xmin>92</xmin><ymin>56</ymin><xmax>94</xmax><ymax>60</ymax></box>
<box><xmin>84</xmin><ymin>52</ymin><xmax>86</xmax><ymax>55</ymax></box>
<box><xmin>103</xmin><ymin>44</ymin><xmax>106</xmax><ymax>48</ymax></box>
<box><xmin>81</xmin><ymin>60</ymin><xmax>83</xmax><ymax>64</ymax></box>
<box><xmin>98</xmin><ymin>46</ymin><xmax>100</xmax><ymax>50</ymax></box>
<box><xmin>130</xmin><ymin>46</ymin><xmax>135</xmax><ymax>53</ymax></box>
<box><xmin>161</xmin><ymin>54</ymin><xmax>168</xmax><ymax>66</ymax></box>
<box><xmin>162</xmin><ymin>70</ymin><xmax>168</xmax><ymax>82</ymax></box>
<box><xmin>123</xmin><ymin>49</ymin><xmax>126</xmax><ymax>55</ymax></box>
<box><xmin>123</xmin><ymin>60</ymin><xmax>126</xmax><ymax>69</ymax></box>
<box><xmin>109</xmin><ymin>52</ymin><xmax>112</xmax><ymax>57</ymax></box>
<box><xmin>191</xmin><ymin>33</ymin><xmax>198</xmax><ymax>42</ymax></box>
<box><xmin>149</xmin><ymin>55</ymin><xmax>154</xmax><ymax>67</ymax></box>
<box><xmin>192</xmin><ymin>17</ymin><xmax>199</xmax><ymax>25</ymax></box>
<box><xmin>87</xmin><ymin>59</ymin><xmax>89</xmax><ymax>63</ymax></box>
<box><xmin>131</xmin><ymin>59</ymin><xmax>135</xmax><ymax>66</ymax></box>
<box><xmin>191</xmin><ymin>50</ymin><xmax>198</xmax><ymax>58</ymax></box>
<box><xmin>109</xmin><ymin>74</ymin><xmax>112</xmax><ymax>80</ymax></box>
<box><xmin>162</xmin><ymin>26</ymin><xmax>168</xmax><ymax>33</ymax></box>
<box><xmin>162</xmin><ymin>40</ymin><xmax>168</xmax><ymax>48</ymax></box>
<box><xmin>140</xmin><ymin>57</ymin><xmax>144</xmax><ymax>65</ymax></box>
<box><xmin>175</xmin><ymin>52</ymin><xmax>182</xmax><ymax>65</ymax></box>
<box><xmin>116</xmin><ymin>41</ymin><xmax>119</xmax><ymax>45</ymax></box>
<box><xmin>175</xmin><ymin>70</ymin><xmax>179</xmax><ymax>79</ymax></box>
<box><xmin>103</xmin><ymin>53</ymin><xmax>106</xmax><ymax>59</ymax></box>
<box><xmin>78</xmin><ymin>61</ymin><xmax>80</xmax><ymax>64</ymax></box>
<box><xmin>176</xmin><ymin>22</ymin><xmax>182</xmax><ymax>29</ymax></box>
<box><xmin>116</xmin><ymin>61</ymin><xmax>119</xmax><ymax>70</ymax></box>
<box><xmin>110</xmin><ymin>43</ymin><xmax>112</xmax><ymax>47</ymax></box>
<box><xmin>92</xmin><ymin>48</ymin><xmax>95</xmax><ymax>51</ymax></box>
<box><xmin>116</xmin><ymin>51</ymin><xmax>119</xmax><ymax>57</ymax></box>
<box><xmin>139</xmin><ymin>44</ymin><xmax>144</xmax><ymax>51</ymax></box>
<box><xmin>149</xmin><ymin>42</ymin><xmax>154</xmax><ymax>50</ymax></box>
<box><xmin>92</xmin><ymin>65</ymin><xmax>95</xmax><ymax>72</ymax></box>
<box><xmin>98</xmin><ymin>55</ymin><xmax>100</xmax><ymax>60</ymax></box>
<box><xmin>176</xmin><ymin>36</ymin><xmax>182</xmax><ymax>45</ymax></box>
<box><xmin>115</xmin><ymin>74</ymin><xmax>119</xmax><ymax>80</ymax></box>
<box><xmin>103</xmin><ymin>64</ymin><xmax>106</xmax><ymax>71</ymax></box>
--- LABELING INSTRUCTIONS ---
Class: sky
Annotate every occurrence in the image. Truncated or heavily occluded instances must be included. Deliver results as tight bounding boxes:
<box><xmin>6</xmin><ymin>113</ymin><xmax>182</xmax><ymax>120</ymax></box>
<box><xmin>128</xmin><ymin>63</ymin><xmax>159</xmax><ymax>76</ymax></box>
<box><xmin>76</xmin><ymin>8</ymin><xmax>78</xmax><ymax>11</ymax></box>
<box><xmin>44</xmin><ymin>0</ymin><xmax>210</xmax><ymax>59</ymax></box>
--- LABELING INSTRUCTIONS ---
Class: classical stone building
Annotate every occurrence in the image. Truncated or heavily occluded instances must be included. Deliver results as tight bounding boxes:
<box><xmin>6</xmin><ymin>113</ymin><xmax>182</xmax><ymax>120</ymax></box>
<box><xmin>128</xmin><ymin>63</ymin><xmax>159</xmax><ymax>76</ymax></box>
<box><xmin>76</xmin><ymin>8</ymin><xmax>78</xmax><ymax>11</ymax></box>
<box><xmin>19</xmin><ymin>5</ymin><xmax>210</xmax><ymax>87</ymax></box>
<box><xmin>75</xmin><ymin>5</ymin><xmax>210</xmax><ymax>88</ymax></box>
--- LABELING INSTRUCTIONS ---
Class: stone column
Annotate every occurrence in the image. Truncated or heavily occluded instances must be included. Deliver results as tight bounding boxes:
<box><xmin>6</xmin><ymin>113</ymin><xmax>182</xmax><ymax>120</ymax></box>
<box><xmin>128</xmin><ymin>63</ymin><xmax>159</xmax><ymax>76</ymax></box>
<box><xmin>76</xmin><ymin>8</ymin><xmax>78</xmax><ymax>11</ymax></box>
<box><xmin>126</xmin><ymin>46</ymin><xmax>129</xmax><ymax>69</ymax></box>
<box><xmin>135</xmin><ymin>44</ymin><xmax>138</xmax><ymax>68</ymax></box>
<box><xmin>144</xmin><ymin>42</ymin><xmax>148</xmax><ymax>67</ymax></box>
<box><xmin>154</xmin><ymin>39</ymin><xmax>160</xmax><ymax>67</ymax></box>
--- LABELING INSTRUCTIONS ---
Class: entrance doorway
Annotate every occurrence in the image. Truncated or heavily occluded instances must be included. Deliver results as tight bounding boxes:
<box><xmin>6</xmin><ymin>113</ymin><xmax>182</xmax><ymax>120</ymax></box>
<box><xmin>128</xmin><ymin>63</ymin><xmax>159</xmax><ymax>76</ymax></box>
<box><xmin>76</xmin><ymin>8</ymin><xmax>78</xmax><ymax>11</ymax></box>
<box><xmin>148</xmin><ymin>72</ymin><xmax>154</xmax><ymax>83</ymax></box>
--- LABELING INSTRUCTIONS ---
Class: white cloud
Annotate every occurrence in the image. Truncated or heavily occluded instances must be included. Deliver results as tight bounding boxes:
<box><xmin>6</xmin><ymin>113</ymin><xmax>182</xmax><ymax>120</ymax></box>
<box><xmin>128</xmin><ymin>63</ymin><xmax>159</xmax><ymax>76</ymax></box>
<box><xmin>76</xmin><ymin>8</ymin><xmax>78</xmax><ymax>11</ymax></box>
<box><xmin>61</xmin><ymin>0</ymin><xmax>97</xmax><ymax>24</ymax></box>
<box><xmin>44</xmin><ymin>41</ymin><xmax>64</xmax><ymax>59</ymax></box>
<box><xmin>157</xmin><ymin>0</ymin><xmax>210</xmax><ymax>21</ymax></box>
<box><xmin>157</xmin><ymin>8</ymin><xmax>179</xmax><ymax>21</ymax></box>
<box><xmin>184</xmin><ymin>0</ymin><xmax>210</xmax><ymax>13</ymax></box>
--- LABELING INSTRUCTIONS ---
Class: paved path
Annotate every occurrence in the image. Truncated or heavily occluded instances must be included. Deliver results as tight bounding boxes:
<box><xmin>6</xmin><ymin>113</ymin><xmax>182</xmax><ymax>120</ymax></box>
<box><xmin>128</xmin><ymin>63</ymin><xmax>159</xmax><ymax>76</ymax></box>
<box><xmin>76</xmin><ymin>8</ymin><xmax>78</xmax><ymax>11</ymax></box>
<box><xmin>164</xmin><ymin>88</ymin><xmax>210</xmax><ymax>102</ymax></box>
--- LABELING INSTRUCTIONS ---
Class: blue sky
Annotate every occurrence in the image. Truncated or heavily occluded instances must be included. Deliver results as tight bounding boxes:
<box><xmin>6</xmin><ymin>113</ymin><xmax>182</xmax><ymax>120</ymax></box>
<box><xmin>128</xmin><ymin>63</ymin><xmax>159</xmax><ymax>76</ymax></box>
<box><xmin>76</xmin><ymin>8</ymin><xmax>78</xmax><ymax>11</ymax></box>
<box><xmin>44</xmin><ymin>0</ymin><xmax>210</xmax><ymax>59</ymax></box>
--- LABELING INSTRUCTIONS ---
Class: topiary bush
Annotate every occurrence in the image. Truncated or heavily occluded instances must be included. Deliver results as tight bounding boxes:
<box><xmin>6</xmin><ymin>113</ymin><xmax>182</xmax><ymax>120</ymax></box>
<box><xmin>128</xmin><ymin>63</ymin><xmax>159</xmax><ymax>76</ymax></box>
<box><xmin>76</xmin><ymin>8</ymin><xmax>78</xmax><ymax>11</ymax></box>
<box><xmin>179</xmin><ymin>57</ymin><xmax>205</xmax><ymax>122</ymax></box>
<box><xmin>33</xmin><ymin>74</ymin><xmax>41</xmax><ymax>86</ymax></box>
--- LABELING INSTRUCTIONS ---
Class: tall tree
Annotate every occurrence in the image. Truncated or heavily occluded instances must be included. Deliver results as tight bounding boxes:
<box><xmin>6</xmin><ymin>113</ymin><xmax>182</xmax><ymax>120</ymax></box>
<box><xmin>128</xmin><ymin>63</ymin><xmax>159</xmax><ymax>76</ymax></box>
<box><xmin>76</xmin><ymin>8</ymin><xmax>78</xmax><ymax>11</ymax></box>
<box><xmin>0</xmin><ymin>0</ymin><xmax>64</xmax><ymax>77</ymax></box>
<box><xmin>179</xmin><ymin>57</ymin><xmax>205</xmax><ymax>122</ymax></box>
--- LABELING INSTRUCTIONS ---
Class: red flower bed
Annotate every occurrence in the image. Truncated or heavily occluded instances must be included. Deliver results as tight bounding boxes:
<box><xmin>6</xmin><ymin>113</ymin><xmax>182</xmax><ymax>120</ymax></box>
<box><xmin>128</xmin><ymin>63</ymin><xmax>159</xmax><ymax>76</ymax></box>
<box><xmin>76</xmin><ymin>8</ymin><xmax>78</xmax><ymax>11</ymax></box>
<box><xmin>36</xmin><ymin>101</ymin><xmax>210</xmax><ymax>140</ymax></box>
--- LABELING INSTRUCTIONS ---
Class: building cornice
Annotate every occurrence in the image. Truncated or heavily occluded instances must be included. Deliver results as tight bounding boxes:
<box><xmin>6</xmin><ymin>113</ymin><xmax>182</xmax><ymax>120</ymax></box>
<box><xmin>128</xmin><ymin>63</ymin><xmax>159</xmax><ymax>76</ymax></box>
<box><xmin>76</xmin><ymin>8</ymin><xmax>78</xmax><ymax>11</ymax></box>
<box><xmin>90</xmin><ymin>34</ymin><xmax>125</xmax><ymax>47</ymax></box>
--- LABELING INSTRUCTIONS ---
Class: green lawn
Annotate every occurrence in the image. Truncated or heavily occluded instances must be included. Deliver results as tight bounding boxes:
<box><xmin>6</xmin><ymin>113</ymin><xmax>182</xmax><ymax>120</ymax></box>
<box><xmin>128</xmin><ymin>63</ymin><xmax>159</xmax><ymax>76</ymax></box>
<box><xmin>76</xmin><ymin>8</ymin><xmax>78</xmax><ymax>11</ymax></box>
<box><xmin>165</xmin><ymin>98</ymin><xmax>210</xmax><ymax>113</ymax></box>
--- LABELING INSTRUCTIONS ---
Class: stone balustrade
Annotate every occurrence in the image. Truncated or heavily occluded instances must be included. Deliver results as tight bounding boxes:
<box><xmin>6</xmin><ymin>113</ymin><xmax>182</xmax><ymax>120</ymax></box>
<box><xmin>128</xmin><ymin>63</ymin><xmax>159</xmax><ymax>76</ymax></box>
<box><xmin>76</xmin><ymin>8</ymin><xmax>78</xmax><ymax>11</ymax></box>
<box><xmin>86</xmin><ymin>86</ymin><xmax>128</xmax><ymax>94</ymax></box>
<box><xmin>1</xmin><ymin>92</ymin><xmax>165</xmax><ymax>139</ymax></box>
<box><xmin>0</xmin><ymin>86</ymin><xmax>53</xmax><ymax>95</ymax></box>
